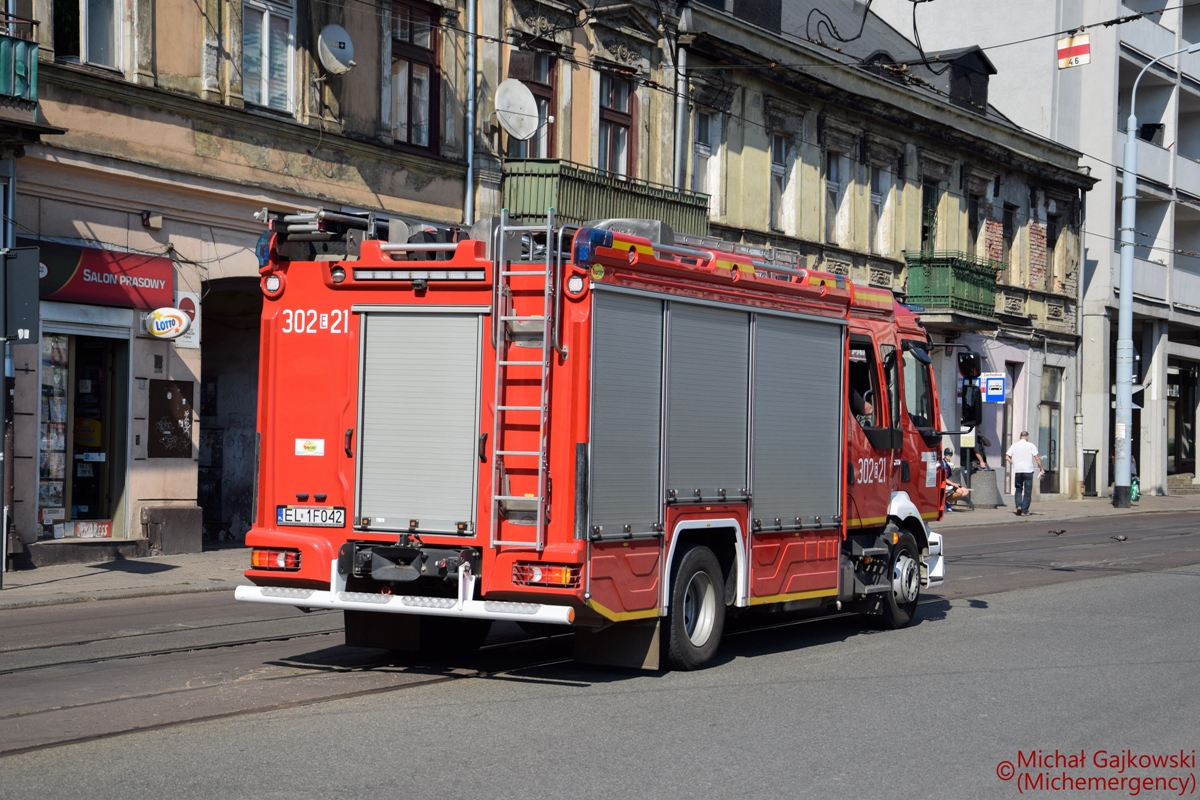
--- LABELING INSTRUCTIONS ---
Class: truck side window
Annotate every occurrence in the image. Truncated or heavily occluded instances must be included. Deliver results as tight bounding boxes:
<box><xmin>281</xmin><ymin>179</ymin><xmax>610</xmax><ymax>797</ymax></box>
<box><xmin>848</xmin><ymin>341</ymin><xmax>880</xmax><ymax>428</ymax></box>
<box><xmin>880</xmin><ymin>344</ymin><xmax>900</xmax><ymax>429</ymax></box>
<box><xmin>902</xmin><ymin>347</ymin><xmax>934</xmax><ymax>429</ymax></box>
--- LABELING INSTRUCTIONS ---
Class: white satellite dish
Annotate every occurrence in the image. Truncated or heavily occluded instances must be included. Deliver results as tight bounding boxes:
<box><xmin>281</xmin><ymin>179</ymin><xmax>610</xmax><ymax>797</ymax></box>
<box><xmin>317</xmin><ymin>25</ymin><xmax>356</xmax><ymax>75</ymax></box>
<box><xmin>495</xmin><ymin>78</ymin><xmax>540</xmax><ymax>141</ymax></box>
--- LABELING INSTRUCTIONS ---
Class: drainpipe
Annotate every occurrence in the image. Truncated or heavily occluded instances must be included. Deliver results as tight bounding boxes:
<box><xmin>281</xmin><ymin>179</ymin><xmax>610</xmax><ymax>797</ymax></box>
<box><xmin>464</xmin><ymin>0</ymin><xmax>477</xmax><ymax>226</ymax></box>
<box><xmin>673</xmin><ymin>9</ymin><xmax>688</xmax><ymax>191</ymax></box>
<box><xmin>1075</xmin><ymin>189</ymin><xmax>1085</xmax><ymax>498</ymax></box>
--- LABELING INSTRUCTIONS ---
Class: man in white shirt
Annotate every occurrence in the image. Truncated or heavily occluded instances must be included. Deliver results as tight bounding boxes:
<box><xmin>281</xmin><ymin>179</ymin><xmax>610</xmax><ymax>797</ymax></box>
<box><xmin>1005</xmin><ymin>431</ymin><xmax>1044</xmax><ymax>516</ymax></box>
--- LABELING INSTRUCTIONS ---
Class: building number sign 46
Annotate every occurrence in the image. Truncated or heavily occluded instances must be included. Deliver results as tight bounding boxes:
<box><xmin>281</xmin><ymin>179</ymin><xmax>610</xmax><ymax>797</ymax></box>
<box><xmin>280</xmin><ymin>309</ymin><xmax>351</xmax><ymax>334</ymax></box>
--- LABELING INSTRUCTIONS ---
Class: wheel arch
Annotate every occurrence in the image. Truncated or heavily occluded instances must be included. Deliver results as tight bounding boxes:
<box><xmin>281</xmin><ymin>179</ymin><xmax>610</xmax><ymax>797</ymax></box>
<box><xmin>887</xmin><ymin>490</ymin><xmax>931</xmax><ymax>553</ymax></box>
<box><xmin>662</xmin><ymin>518</ymin><xmax>746</xmax><ymax>613</ymax></box>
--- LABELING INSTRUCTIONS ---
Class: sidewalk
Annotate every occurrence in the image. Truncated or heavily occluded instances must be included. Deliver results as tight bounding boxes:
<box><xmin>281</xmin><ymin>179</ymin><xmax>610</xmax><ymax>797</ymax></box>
<box><xmin>934</xmin><ymin>493</ymin><xmax>1200</xmax><ymax>528</ymax></box>
<box><xmin>1</xmin><ymin>495</ymin><xmax>1198</xmax><ymax>610</ymax></box>
<box><xmin>0</xmin><ymin>546</ymin><xmax>251</xmax><ymax>610</ymax></box>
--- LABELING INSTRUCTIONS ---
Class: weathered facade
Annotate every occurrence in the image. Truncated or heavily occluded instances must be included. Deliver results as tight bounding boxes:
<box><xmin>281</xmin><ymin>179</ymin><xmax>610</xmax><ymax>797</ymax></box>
<box><xmin>12</xmin><ymin>0</ymin><xmax>473</xmax><ymax>560</ymax></box>
<box><xmin>873</xmin><ymin>0</ymin><xmax>1200</xmax><ymax>499</ymax></box>
<box><xmin>487</xmin><ymin>1</ymin><xmax>1092</xmax><ymax>499</ymax></box>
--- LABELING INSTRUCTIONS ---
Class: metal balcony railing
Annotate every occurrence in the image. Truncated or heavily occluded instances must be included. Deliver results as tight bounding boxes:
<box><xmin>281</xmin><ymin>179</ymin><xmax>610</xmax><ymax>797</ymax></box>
<box><xmin>903</xmin><ymin>250</ymin><xmax>1004</xmax><ymax>317</ymax></box>
<box><xmin>502</xmin><ymin>159</ymin><xmax>711</xmax><ymax>236</ymax></box>
<box><xmin>0</xmin><ymin>13</ymin><xmax>38</xmax><ymax>104</ymax></box>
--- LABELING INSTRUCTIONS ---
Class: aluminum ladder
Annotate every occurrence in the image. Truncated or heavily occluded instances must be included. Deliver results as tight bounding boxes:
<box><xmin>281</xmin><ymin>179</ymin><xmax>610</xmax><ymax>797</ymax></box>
<box><xmin>489</xmin><ymin>209</ymin><xmax>558</xmax><ymax>551</ymax></box>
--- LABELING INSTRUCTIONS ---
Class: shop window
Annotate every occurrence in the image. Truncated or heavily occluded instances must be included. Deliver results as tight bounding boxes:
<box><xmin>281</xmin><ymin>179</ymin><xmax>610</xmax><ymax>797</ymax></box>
<box><xmin>53</xmin><ymin>0</ymin><xmax>119</xmax><ymax>68</ymax></box>
<box><xmin>599</xmin><ymin>72</ymin><xmax>634</xmax><ymax>176</ymax></box>
<box><xmin>506</xmin><ymin>50</ymin><xmax>555</xmax><ymax>158</ymax></box>
<box><xmin>38</xmin><ymin>335</ymin><xmax>125</xmax><ymax>539</ymax></box>
<box><xmin>243</xmin><ymin>0</ymin><xmax>294</xmax><ymax>112</ymax></box>
<box><xmin>391</xmin><ymin>0</ymin><xmax>438</xmax><ymax>148</ymax></box>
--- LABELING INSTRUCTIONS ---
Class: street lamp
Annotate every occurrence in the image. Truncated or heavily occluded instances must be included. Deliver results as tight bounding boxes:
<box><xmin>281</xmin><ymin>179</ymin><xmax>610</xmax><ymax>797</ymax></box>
<box><xmin>1115</xmin><ymin>42</ymin><xmax>1200</xmax><ymax>507</ymax></box>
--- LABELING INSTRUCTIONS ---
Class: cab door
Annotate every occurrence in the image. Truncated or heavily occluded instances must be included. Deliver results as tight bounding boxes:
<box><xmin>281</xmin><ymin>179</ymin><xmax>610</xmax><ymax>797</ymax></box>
<box><xmin>898</xmin><ymin>340</ymin><xmax>943</xmax><ymax>518</ymax></box>
<box><xmin>846</xmin><ymin>334</ymin><xmax>895</xmax><ymax>530</ymax></box>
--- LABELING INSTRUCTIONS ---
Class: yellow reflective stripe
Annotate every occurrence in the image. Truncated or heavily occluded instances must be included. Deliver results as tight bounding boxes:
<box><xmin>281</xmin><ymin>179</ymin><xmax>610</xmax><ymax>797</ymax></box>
<box><xmin>749</xmin><ymin>588</ymin><xmax>838</xmax><ymax>606</ymax></box>
<box><xmin>586</xmin><ymin>598</ymin><xmax>659</xmax><ymax>622</ymax></box>
<box><xmin>921</xmin><ymin>511</ymin><xmax>939</xmax><ymax>520</ymax></box>
<box><xmin>848</xmin><ymin>516</ymin><xmax>888</xmax><ymax>527</ymax></box>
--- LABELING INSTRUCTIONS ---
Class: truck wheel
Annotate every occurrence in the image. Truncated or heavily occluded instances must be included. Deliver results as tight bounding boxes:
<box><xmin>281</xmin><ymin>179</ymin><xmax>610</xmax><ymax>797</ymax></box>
<box><xmin>881</xmin><ymin>529</ymin><xmax>921</xmax><ymax>629</ymax></box>
<box><xmin>665</xmin><ymin>545</ymin><xmax>725</xmax><ymax>670</ymax></box>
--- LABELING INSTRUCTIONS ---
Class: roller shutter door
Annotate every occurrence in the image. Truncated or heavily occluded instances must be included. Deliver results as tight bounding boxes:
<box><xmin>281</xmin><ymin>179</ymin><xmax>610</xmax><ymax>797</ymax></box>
<box><xmin>589</xmin><ymin>291</ymin><xmax>663</xmax><ymax>535</ymax></box>
<box><xmin>751</xmin><ymin>314</ymin><xmax>843</xmax><ymax>525</ymax></box>
<box><xmin>356</xmin><ymin>311</ymin><xmax>482</xmax><ymax>534</ymax></box>
<box><xmin>666</xmin><ymin>302</ymin><xmax>750</xmax><ymax>500</ymax></box>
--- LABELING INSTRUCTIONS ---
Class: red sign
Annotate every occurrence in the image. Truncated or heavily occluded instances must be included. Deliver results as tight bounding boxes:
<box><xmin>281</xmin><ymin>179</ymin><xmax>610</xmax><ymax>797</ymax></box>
<box><xmin>1057</xmin><ymin>33</ymin><xmax>1091</xmax><ymax>69</ymax></box>
<box><xmin>21</xmin><ymin>237</ymin><xmax>174</xmax><ymax>309</ymax></box>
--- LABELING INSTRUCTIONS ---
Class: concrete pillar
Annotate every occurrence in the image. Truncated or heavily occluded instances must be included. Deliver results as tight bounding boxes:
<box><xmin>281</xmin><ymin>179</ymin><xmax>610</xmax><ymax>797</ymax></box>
<box><xmin>1140</xmin><ymin>320</ymin><xmax>1170</xmax><ymax>495</ymax></box>
<box><xmin>1080</xmin><ymin>312</ymin><xmax>1111</xmax><ymax>494</ymax></box>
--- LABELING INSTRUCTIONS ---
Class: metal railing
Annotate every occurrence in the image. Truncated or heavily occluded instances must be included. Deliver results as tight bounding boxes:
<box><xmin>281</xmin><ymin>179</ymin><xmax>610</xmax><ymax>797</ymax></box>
<box><xmin>0</xmin><ymin>13</ymin><xmax>38</xmax><ymax>104</ymax></box>
<box><xmin>903</xmin><ymin>250</ymin><xmax>1004</xmax><ymax>317</ymax></box>
<box><xmin>502</xmin><ymin>158</ymin><xmax>711</xmax><ymax>236</ymax></box>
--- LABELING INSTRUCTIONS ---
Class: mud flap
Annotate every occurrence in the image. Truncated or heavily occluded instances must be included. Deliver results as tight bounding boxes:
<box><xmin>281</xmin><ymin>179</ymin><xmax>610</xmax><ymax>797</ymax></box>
<box><xmin>574</xmin><ymin>619</ymin><xmax>661</xmax><ymax>670</ymax></box>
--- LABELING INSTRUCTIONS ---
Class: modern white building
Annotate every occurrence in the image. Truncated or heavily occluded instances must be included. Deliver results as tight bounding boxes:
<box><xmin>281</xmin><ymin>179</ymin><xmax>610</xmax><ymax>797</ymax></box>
<box><xmin>874</xmin><ymin>0</ymin><xmax>1200</xmax><ymax>496</ymax></box>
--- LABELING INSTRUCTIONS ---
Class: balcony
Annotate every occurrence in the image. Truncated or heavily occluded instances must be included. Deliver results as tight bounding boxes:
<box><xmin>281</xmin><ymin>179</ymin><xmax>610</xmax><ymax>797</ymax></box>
<box><xmin>0</xmin><ymin>14</ymin><xmax>38</xmax><ymax>104</ymax></box>
<box><xmin>501</xmin><ymin>159</ymin><xmax>711</xmax><ymax>236</ymax></box>
<box><xmin>903</xmin><ymin>250</ymin><xmax>1003</xmax><ymax>318</ymax></box>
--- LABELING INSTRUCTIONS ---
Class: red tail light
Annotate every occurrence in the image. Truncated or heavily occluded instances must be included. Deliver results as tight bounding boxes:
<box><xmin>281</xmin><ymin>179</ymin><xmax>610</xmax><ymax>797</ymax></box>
<box><xmin>251</xmin><ymin>548</ymin><xmax>302</xmax><ymax>571</ymax></box>
<box><xmin>512</xmin><ymin>563</ymin><xmax>581</xmax><ymax>589</ymax></box>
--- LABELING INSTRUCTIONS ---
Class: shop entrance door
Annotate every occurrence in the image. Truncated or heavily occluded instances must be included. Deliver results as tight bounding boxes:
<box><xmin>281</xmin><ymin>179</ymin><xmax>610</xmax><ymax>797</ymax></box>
<box><xmin>38</xmin><ymin>334</ymin><xmax>128</xmax><ymax>539</ymax></box>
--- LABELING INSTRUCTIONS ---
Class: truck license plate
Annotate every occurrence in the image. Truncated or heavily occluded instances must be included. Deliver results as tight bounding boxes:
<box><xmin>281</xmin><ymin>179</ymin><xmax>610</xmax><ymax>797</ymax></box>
<box><xmin>277</xmin><ymin>505</ymin><xmax>346</xmax><ymax>527</ymax></box>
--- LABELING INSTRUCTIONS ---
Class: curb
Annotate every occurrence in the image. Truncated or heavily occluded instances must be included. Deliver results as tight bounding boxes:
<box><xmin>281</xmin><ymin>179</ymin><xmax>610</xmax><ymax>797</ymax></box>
<box><xmin>0</xmin><ymin>581</ymin><xmax>249</xmax><ymax>611</ymax></box>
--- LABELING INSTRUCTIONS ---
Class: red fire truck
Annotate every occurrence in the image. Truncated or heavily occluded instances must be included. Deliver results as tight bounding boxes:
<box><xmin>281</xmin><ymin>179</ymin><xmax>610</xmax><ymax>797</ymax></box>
<box><xmin>235</xmin><ymin>210</ymin><xmax>982</xmax><ymax>670</ymax></box>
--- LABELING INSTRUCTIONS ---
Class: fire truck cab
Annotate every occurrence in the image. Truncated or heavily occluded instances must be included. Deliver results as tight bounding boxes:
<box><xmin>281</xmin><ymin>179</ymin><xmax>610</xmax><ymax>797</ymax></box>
<box><xmin>236</xmin><ymin>210</ymin><xmax>982</xmax><ymax>670</ymax></box>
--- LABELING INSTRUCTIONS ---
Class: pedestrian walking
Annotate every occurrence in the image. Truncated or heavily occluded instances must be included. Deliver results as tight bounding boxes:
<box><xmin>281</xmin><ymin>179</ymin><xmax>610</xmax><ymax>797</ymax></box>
<box><xmin>1005</xmin><ymin>431</ymin><xmax>1044</xmax><ymax>516</ymax></box>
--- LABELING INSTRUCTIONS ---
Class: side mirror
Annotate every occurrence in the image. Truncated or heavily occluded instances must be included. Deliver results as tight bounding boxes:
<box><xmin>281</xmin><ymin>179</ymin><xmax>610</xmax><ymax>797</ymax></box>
<box><xmin>958</xmin><ymin>351</ymin><xmax>982</xmax><ymax>380</ymax></box>
<box><xmin>961</xmin><ymin>383</ymin><xmax>983</xmax><ymax>428</ymax></box>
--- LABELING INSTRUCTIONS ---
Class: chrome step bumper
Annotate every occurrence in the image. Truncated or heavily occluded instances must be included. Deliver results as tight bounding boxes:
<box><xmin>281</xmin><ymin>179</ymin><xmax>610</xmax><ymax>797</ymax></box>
<box><xmin>235</xmin><ymin>562</ymin><xmax>575</xmax><ymax>625</ymax></box>
<box><xmin>924</xmin><ymin>530</ymin><xmax>945</xmax><ymax>589</ymax></box>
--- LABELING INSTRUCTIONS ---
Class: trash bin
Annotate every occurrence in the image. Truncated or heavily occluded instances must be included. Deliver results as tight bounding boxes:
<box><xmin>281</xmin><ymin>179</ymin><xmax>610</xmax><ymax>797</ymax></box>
<box><xmin>970</xmin><ymin>469</ymin><xmax>1003</xmax><ymax>508</ymax></box>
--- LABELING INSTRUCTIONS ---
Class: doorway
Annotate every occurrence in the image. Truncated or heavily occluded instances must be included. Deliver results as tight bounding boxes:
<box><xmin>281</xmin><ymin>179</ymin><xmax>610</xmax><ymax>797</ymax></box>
<box><xmin>37</xmin><ymin>334</ymin><xmax>129</xmax><ymax>538</ymax></box>
<box><xmin>1038</xmin><ymin>365</ymin><xmax>1063</xmax><ymax>494</ymax></box>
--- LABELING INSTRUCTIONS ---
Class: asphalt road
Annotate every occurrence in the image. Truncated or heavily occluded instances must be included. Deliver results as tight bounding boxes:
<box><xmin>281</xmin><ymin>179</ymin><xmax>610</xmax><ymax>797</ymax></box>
<box><xmin>1</xmin><ymin>511</ymin><xmax>1198</xmax><ymax>798</ymax></box>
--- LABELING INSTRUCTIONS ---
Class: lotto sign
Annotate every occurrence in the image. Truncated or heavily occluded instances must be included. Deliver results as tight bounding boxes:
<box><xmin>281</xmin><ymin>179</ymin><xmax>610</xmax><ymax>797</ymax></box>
<box><xmin>1057</xmin><ymin>33</ymin><xmax>1090</xmax><ymax>69</ymax></box>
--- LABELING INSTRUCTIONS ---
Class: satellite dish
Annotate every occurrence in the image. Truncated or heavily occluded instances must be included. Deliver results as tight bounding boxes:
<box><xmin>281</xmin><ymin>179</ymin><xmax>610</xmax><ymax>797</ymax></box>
<box><xmin>317</xmin><ymin>25</ymin><xmax>356</xmax><ymax>75</ymax></box>
<box><xmin>495</xmin><ymin>78</ymin><xmax>540</xmax><ymax>141</ymax></box>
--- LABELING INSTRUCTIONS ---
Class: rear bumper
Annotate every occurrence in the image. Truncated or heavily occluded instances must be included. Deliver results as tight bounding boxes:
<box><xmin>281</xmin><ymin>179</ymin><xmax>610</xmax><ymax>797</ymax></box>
<box><xmin>235</xmin><ymin>561</ymin><xmax>576</xmax><ymax>625</ymax></box>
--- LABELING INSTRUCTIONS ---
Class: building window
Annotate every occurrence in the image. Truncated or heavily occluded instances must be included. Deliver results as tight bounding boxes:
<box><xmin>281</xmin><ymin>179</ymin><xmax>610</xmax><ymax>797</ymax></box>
<box><xmin>599</xmin><ymin>72</ymin><xmax>634</xmax><ymax>176</ymax></box>
<box><xmin>506</xmin><ymin>50</ymin><xmax>555</xmax><ymax>159</ymax></box>
<box><xmin>920</xmin><ymin>179</ymin><xmax>940</xmax><ymax>252</ymax></box>
<box><xmin>869</xmin><ymin>166</ymin><xmax>891</xmax><ymax>255</ymax></box>
<box><xmin>1003</xmin><ymin>203</ymin><xmax>1018</xmax><ymax>267</ymax></box>
<box><xmin>1045</xmin><ymin>213</ymin><xmax>1062</xmax><ymax>290</ymax></box>
<box><xmin>770</xmin><ymin>134</ymin><xmax>788</xmax><ymax>231</ymax></box>
<box><xmin>243</xmin><ymin>0</ymin><xmax>293</xmax><ymax>112</ymax></box>
<box><xmin>53</xmin><ymin>0</ymin><xmax>120</xmax><ymax>68</ymax></box>
<box><xmin>967</xmin><ymin>194</ymin><xmax>983</xmax><ymax>256</ymax></box>
<box><xmin>825</xmin><ymin>150</ymin><xmax>845</xmax><ymax>244</ymax></box>
<box><xmin>392</xmin><ymin>1</ymin><xmax>438</xmax><ymax>147</ymax></box>
<box><xmin>694</xmin><ymin>111</ymin><xmax>712</xmax><ymax>195</ymax></box>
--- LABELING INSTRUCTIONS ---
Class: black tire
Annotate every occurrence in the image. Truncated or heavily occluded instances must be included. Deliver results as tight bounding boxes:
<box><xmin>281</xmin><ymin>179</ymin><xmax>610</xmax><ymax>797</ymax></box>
<box><xmin>881</xmin><ymin>528</ymin><xmax>921</xmax><ymax>629</ymax></box>
<box><xmin>664</xmin><ymin>545</ymin><xmax>726</xmax><ymax>670</ymax></box>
